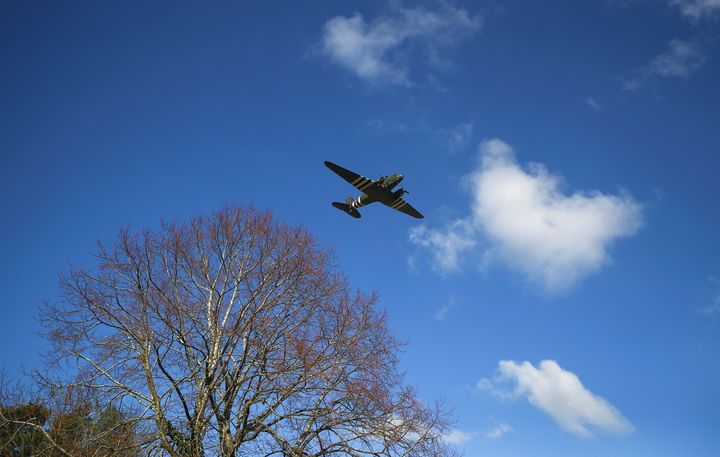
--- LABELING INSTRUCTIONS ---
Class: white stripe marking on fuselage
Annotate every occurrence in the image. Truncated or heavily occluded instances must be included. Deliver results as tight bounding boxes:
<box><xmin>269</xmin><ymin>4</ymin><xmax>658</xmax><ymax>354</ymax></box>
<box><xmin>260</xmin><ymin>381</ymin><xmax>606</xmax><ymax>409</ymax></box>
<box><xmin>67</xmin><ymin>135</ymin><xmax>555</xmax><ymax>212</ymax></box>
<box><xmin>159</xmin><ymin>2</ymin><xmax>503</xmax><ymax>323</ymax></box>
<box><xmin>358</xmin><ymin>180</ymin><xmax>374</xmax><ymax>191</ymax></box>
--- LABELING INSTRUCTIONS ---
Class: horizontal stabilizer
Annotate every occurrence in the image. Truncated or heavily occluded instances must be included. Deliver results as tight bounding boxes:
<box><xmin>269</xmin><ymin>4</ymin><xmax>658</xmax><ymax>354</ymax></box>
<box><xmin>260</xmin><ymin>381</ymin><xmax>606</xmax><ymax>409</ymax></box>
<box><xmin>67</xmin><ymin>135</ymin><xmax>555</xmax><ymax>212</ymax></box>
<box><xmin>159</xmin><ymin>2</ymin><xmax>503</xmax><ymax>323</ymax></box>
<box><xmin>331</xmin><ymin>202</ymin><xmax>361</xmax><ymax>219</ymax></box>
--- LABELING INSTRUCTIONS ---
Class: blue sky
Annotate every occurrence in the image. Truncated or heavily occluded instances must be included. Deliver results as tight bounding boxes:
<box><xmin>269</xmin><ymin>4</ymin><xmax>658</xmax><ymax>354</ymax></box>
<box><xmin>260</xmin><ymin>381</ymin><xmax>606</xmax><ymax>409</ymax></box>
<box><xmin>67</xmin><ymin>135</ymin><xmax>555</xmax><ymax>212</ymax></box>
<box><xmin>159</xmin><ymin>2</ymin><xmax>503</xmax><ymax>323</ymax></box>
<box><xmin>1</xmin><ymin>1</ymin><xmax>719</xmax><ymax>455</ymax></box>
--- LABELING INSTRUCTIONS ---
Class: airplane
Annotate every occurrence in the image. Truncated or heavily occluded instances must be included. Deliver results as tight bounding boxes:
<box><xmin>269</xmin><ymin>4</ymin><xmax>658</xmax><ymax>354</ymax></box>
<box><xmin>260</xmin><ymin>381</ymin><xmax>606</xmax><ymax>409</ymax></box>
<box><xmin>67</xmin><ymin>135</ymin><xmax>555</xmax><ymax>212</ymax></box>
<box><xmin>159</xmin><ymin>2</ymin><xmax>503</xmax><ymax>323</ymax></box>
<box><xmin>324</xmin><ymin>160</ymin><xmax>424</xmax><ymax>219</ymax></box>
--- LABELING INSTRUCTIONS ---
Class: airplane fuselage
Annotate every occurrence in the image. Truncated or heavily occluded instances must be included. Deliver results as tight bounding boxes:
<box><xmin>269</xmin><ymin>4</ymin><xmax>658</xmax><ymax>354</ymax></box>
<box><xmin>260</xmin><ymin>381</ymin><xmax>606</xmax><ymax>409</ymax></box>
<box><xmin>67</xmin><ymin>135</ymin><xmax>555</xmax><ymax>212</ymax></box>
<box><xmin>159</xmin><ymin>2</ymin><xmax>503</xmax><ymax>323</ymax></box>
<box><xmin>349</xmin><ymin>174</ymin><xmax>404</xmax><ymax>209</ymax></box>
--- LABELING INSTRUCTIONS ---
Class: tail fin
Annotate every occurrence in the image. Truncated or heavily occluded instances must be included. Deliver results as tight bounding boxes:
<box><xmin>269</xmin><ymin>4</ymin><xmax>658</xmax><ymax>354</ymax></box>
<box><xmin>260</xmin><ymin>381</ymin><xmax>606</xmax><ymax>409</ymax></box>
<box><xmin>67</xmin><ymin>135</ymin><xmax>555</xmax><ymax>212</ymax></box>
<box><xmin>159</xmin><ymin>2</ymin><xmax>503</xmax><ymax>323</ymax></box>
<box><xmin>331</xmin><ymin>202</ymin><xmax>361</xmax><ymax>219</ymax></box>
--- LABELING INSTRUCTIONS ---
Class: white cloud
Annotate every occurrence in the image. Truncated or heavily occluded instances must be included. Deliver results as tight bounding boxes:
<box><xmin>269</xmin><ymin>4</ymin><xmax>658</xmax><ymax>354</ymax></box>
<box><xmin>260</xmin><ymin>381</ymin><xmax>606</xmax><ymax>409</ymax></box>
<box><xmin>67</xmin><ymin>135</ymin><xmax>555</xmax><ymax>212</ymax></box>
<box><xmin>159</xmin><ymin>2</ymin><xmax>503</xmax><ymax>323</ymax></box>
<box><xmin>409</xmin><ymin>139</ymin><xmax>643</xmax><ymax>291</ymax></box>
<box><xmin>485</xmin><ymin>422</ymin><xmax>512</xmax><ymax>439</ymax></box>
<box><xmin>624</xmin><ymin>40</ymin><xmax>705</xmax><ymax>90</ymax></box>
<box><xmin>442</xmin><ymin>428</ymin><xmax>475</xmax><ymax>445</ymax></box>
<box><xmin>670</xmin><ymin>0</ymin><xmax>720</xmax><ymax>19</ymax></box>
<box><xmin>479</xmin><ymin>360</ymin><xmax>634</xmax><ymax>437</ymax></box>
<box><xmin>320</xmin><ymin>4</ymin><xmax>481</xmax><ymax>86</ymax></box>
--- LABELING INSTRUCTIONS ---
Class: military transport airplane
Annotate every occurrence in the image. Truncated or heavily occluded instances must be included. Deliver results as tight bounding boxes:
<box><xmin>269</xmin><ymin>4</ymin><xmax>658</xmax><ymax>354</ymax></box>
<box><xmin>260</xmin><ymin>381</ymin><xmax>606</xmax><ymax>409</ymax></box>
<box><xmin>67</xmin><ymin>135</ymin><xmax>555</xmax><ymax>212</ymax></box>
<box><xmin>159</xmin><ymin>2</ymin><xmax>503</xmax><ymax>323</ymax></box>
<box><xmin>324</xmin><ymin>161</ymin><xmax>424</xmax><ymax>219</ymax></box>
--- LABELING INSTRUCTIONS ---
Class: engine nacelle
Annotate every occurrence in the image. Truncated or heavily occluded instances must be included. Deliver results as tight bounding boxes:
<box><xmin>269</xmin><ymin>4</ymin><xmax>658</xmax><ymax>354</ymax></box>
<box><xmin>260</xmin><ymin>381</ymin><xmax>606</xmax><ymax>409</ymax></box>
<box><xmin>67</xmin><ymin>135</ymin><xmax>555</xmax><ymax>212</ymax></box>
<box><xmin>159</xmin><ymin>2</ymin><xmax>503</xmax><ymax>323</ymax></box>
<box><xmin>394</xmin><ymin>188</ymin><xmax>408</xmax><ymax>198</ymax></box>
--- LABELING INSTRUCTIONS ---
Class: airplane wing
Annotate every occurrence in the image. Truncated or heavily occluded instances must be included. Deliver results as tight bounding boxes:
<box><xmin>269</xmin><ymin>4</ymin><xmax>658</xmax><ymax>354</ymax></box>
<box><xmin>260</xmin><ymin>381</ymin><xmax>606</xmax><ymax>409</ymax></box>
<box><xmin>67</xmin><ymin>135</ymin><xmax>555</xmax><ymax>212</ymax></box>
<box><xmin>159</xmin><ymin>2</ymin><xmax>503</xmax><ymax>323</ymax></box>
<box><xmin>324</xmin><ymin>161</ymin><xmax>377</xmax><ymax>193</ymax></box>
<box><xmin>384</xmin><ymin>197</ymin><xmax>424</xmax><ymax>219</ymax></box>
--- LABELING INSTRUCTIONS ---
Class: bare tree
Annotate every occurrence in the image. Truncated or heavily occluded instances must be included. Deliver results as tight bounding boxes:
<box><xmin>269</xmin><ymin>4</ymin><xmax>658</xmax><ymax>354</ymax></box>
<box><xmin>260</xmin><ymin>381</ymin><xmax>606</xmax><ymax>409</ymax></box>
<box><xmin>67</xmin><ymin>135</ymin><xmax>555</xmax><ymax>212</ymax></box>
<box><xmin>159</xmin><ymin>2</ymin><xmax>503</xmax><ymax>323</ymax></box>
<box><xmin>41</xmin><ymin>206</ymin><xmax>454</xmax><ymax>457</ymax></box>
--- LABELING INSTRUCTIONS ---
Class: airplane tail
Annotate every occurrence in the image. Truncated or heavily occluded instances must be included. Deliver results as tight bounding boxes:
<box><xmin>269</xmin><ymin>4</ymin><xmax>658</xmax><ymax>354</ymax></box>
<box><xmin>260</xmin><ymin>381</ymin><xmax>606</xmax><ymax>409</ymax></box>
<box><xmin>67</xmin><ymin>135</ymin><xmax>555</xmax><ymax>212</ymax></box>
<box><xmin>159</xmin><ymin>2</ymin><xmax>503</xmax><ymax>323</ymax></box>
<box><xmin>332</xmin><ymin>201</ymin><xmax>361</xmax><ymax>219</ymax></box>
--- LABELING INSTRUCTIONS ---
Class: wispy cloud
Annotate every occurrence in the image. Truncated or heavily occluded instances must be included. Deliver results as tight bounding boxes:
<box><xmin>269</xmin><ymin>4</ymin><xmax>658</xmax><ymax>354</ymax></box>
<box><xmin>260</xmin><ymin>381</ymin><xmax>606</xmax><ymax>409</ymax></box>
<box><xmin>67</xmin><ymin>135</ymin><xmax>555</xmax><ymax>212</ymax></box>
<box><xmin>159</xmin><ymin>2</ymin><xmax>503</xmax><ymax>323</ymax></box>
<box><xmin>700</xmin><ymin>277</ymin><xmax>720</xmax><ymax>317</ymax></box>
<box><xmin>701</xmin><ymin>299</ymin><xmax>720</xmax><ymax>316</ymax></box>
<box><xmin>478</xmin><ymin>360</ymin><xmax>634</xmax><ymax>437</ymax></box>
<box><xmin>586</xmin><ymin>97</ymin><xmax>602</xmax><ymax>111</ymax></box>
<box><xmin>485</xmin><ymin>422</ymin><xmax>512</xmax><ymax>439</ymax></box>
<box><xmin>623</xmin><ymin>40</ymin><xmax>705</xmax><ymax>90</ymax></box>
<box><xmin>670</xmin><ymin>0</ymin><xmax>720</xmax><ymax>19</ymax></box>
<box><xmin>365</xmin><ymin>118</ymin><xmax>411</xmax><ymax>134</ymax></box>
<box><xmin>409</xmin><ymin>139</ymin><xmax>643</xmax><ymax>292</ymax></box>
<box><xmin>433</xmin><ymin>298</ymin><xmax>456</xmax><ymax>321</ymax></box>
<box><xmin>442</xmin><ymin>422</ymin><xmax>511</xmax><ymax>445</ymax></box>
<box><xmin>409</xmin><ymin>220</ymin><xmax>476</xmax><ymax>274</ymax></box>
<box><xmin>436</xmin><ymin>122</ymin><xmax>474</xmax><ymax>153</ymax></box>
<box><xmin>320</xmin><ymin>3</ymin><xmax>481</xmax><ymax>86</ymax></box>
<box><xmin>442</xmin><ymin>428</ymin><xmax>475</xmax><ymax>445</ymax></box>
<box><xmin>364</xmin><ymin>118</ymin><xmax>475</xmax><ymax>154</ymax></box>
